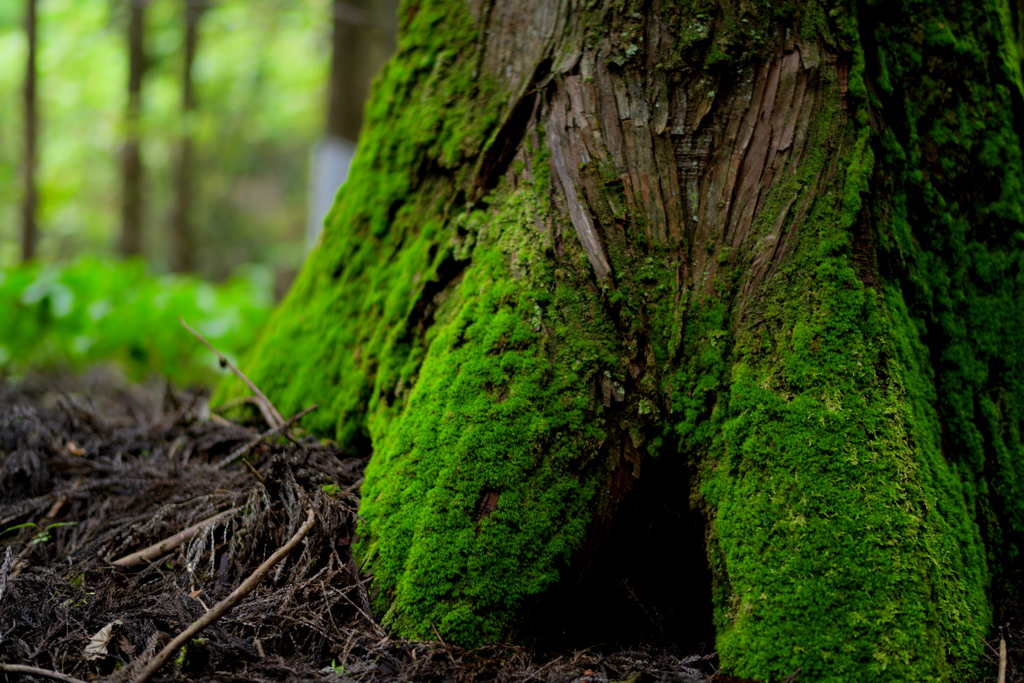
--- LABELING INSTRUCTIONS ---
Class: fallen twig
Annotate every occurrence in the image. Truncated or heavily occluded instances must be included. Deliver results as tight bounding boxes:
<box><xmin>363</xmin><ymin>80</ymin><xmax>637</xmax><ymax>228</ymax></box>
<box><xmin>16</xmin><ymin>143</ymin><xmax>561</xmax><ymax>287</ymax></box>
<box><xmin>430</xmin><ymin>621</ymin><xmax>457</xmax><ymax>665</ymax></box>
<box><xmin>179</xmin><ymin>316</ymin><xmax>284</xmax><ymax>428</ymax></box>
<box><xmin>520</xmin><ymin>655</ymin><xmax>562</xmax><ymax>683</ymax></box>
<box><xmin>998</xmin><ymin>637</ymin><xmax>1007</xmax><ymax>683</ymax></box>
<box><xmin>130</xmin><ymin>506</ymin><xmax>317</xmax><ymax>683</ymax></box>
<box><xmin>0</xmin><ymin>663</ymin><xmax>86</xmax><ymax>683</ymax></box>
<box><xmin>112</xmin><ymin>508</ymin><xmax>238</xmax><ymax>568</ymax></box>
<box><xmin>241</xmin><ymin>457</ymin><xmax>267</xmax><ymax>487</ymax></box>
<box><xmin>212</xmin><ymin>404</ymin><xmax>317</xmax><ymax>470</ymax></box>
<box><xmin>981</xmin><ymin>634</ymin><xmax>1002</xmax><ymax>657</ymax></box>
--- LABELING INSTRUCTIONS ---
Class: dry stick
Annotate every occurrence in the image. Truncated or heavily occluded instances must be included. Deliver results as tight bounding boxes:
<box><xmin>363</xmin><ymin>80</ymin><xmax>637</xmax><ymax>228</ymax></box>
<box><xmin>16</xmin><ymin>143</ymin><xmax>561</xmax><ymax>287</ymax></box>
<box><xmin>520</xmin><ymin>656</ymin><xmax>562</xmax><ymax>683</ymax></box>
<box><xmin>335</xmin><ymin>585</ymin><xmax>388</xmax><ymax>638</ymax></box>
<box><xmin>0</xmin><ymin>664</ymin><xmax>85</xmax><ymax>683</ymax></box>
<box><xmin>212</xmin><ymin>404</ymin><xmax>317</xmax><ymax>471</ymax></box>
<box><xmin>178</xmin><ymin>316</ymin><xmax>284</xmax><ymax>428</ymax></box>
<box><xmin>342</xmin><ymin>477</ymin><xmax>364</xmax><ymax>496</ymax></box>
<box><xmin>430</xmin><ymin>622</ymin><xmax>457</xmax><ymax>665</ymax></box>
<box><xmin>130</xmin><ymin>506</ymin><xmax>316</xmax><ymax>683</ymax></box>
<box><xmin>998</xmin><ymin>637</ymin><xmax>1007</xmax><ymax>683</ymax></box>
<box><xmin>111</xmin><ymin>508</ymin><xmax>238</xmax><ymax>568</ymax></box>
<box><xmin>429</xmin><ymin>621</ymin><xmax>446</xmax><ymax>646</ymax></box>
<box><xmin>981</xmin><ymin>634</ymin><xmax>1002</xmax><ymax>657</ymax></box>
<box><xmin>44</xmin><ymin>492</ymin><xmax>69</xmax><ymax>519</ymax></box>
<box><xmin>241</xmin><ymin>458</ymin><xmax>267</xmax><ymax>487</ymax></box>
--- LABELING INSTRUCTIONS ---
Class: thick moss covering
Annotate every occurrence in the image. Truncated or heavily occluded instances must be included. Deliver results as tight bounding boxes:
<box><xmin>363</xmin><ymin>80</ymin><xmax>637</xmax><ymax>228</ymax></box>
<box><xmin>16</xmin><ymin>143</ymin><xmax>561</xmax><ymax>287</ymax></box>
<box><xmin>864</xmin><ymin>0</ymin><xmax>1024</xmax><ymax>602</ymax></box>
<box><xmin>218</xmin><ymin>0</ymin><xmax>628</xmax><ymax>646</ymax></box>
<box><xmin>221</xmin><ymin>0</ymin><xmax>1023</xmax><ymax>679</ymax></box>
<box><xmin>359</xmin><ymin>185</ymin><xmax>630</xmax><ymax>644</ymax></box>
<box><xmin>697</xmin><ymin>117</ymin><xmax>988</xmax><ymax>679</ymax></box>
<box><xmin>216</xmin><ymin>1</ymin><xmax>502</xmax><ymax>442</ymax></box>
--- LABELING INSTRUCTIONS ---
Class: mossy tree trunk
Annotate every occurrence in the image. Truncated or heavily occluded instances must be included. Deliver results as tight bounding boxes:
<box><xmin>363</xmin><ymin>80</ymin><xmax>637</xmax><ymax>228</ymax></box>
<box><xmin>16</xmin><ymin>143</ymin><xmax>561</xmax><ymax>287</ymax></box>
<box><xmin>223</xmin><ymin>0</ymin><xmax>1024</xmax><ymax>679</ymax></box>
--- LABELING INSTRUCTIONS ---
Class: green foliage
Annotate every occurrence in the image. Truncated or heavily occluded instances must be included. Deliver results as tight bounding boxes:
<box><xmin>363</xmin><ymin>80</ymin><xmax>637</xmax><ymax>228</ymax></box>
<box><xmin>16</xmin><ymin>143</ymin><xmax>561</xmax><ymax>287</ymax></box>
<box><xmin>0</xmin><ymin>0</ymin><xmax>330</xmax><ymax>277</ymax></box>
<box><xmin>30</xmin><ymin>521</ymin><xmax>78</xmax><ymax>544</ymax></box>
<box><xmin>321</xmin><ymin>659</ymin><xmax>347</xmax><ymax>675</ymax></box>
<box><xmin>0</xmin><ymin>257</ymin><xmax>273</xmax><ymax>384</ymax></box>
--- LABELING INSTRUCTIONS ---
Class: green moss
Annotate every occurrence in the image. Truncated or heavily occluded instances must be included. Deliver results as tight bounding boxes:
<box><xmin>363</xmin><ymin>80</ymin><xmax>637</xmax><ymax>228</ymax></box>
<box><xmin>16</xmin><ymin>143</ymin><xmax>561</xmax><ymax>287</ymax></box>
<box><xmin>214</xmin><ymin>0</ymin><xmax>503</xmax><ymax>442</ymax></box>
<box><xmin>222</xmin><ymin>0</ymin><xmax>1021</xmax><ymax>677</ymax></box>
<box><xmin>359</xmin><ymin>187</ymin><xmax>623</xmax><ymax>644</ymax></box>
<box><xmin>863</xmin><ymin>0</ymin><xmax>1024</xmax><ymax>599</ymax></box>
<box><xmin>674</xmin><ymin>38</ymin><xmax>991</xmax><ymax>678</ymax></box>
<box><xmin>704</xmin><ymin>219</ymin><xmax>987</xmax><ymax>680</ymax></box>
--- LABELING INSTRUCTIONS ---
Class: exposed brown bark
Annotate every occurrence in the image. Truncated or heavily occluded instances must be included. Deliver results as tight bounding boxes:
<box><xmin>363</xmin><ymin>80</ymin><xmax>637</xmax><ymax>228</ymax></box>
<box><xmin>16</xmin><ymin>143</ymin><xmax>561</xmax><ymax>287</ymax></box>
<box><xmin>22</xmin><ymin>0</ymin><xmax>38</xmax><ymax>263</ymax></box>
<box><xmin>475</xmin><ymin>4</ymin><xmax>839</xmax><ymax>321</ymax></box>
<box><xmin>120</xmin><ymin>0</ymin><xmax>146</xmax><ymax>258</ymax></box>
<box><xmin>491</xmin><ymin>25</ymin><xmax>843</xmax><ymax>636</ymax></box>
<box><xmin>171</xmin><ymin>0</ymin><xmax>202</xmax><ymax>273</ymax></box>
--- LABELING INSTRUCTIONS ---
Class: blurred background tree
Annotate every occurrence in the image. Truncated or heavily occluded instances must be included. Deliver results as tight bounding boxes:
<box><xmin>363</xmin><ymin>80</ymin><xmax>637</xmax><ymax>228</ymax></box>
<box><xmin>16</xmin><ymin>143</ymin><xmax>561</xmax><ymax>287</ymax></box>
<box><xmin>0</xmin><ymin>0</ymin><xmax>396</xmax><ymax>381</ymax></box>
<box><xmin>1</xmin><ymin>0</ymin><xmax>396</xmax><ymax>291</ymax></box>
<box><xmin>307</xmin><ymin>0</ymin><xmax>396</xmax><ymax>247</ymax></box>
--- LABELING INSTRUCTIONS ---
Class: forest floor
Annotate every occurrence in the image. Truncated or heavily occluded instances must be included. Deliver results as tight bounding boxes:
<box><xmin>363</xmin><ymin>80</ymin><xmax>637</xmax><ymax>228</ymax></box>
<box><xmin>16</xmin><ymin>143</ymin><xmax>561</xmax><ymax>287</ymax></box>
<box><xmin>0</xmin><ymin>367</ymin><xmax>1018</xmax><ymax>683</ymax></box>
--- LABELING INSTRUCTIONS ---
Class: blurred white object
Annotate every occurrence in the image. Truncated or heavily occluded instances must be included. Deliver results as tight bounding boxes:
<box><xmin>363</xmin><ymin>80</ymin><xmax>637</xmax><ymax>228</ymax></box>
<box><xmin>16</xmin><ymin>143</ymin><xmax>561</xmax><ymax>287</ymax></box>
<box><xmin>306</xmin><ymin>135</ymin><xmax>357</xmax><ymax>248</ymax></box>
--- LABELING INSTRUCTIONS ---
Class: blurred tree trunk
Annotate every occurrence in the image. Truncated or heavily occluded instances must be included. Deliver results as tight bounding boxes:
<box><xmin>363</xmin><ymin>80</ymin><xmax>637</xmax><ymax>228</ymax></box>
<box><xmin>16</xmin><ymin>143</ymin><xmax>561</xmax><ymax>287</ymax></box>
<box><xmin>120</xmin><ymin>0</ymin><xmax>146</xmax><ymax>258</ymax></box>
<box><xmin>326</xmin><ymin>0</ymin><xmax>374</xmax><ymax>142</ymax></box>
<box><xmin>228</xmin><ymin>0</ymin><xmax>1024</xmax><ymax>679</ymax></box>
<box><xmin>171</xmin><ymin>0</ymin><xmax>202</xmax><ymax>273</ymax></box>
<box><xmin>326</xmin><ymin>0</ymin><xmax>397</xmax><ymax>140</ymax></box>
<box><xmin>307</xmin><ymin>0</ymin><xmax>397</xmax><ymax>246</ymax></box>
<box><xmin>21</xmin><ymin>0</ymin><xmax>37</xmax><ymax>263</ymax></box>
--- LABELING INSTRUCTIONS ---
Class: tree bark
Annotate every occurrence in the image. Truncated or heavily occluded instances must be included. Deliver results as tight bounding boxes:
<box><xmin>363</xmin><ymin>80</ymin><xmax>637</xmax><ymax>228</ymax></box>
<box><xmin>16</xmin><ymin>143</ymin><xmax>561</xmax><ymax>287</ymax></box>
<box><xmin>223</xmin><ymin>1</ymin><xmax>1024</xmax><ymax>680</ymax></box>
<box><xmin>21</xmin><ymin>0</ymin><xmax>38</xmax><ymax>263</ymax></box>
<box><xmin>120</xmin><ymin>0</ymin><xmax>146</xmax><ymax>258</ymax></box>
<box><xmin>171</xmin><ymin>0</ymin><xmax>201</xmax><ymax>273</ymax></box>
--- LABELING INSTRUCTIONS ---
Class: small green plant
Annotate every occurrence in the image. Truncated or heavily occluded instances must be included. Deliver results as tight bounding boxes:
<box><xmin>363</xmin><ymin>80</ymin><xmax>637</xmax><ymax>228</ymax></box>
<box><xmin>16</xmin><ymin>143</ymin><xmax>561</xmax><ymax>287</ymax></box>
<box><xmin>321</xmin><ymin>659</ymin><xmax>346</xmax><ymax>675</ymax></box>
<box><xmin>31</xmin><ymin>522</ymin><xmax>78</xmax><ymax>544</ymax></box>
<box><xmin>321</xmin><ymin>483</ymin><xmax>341</xmax><ymax>496</ymax></box>
<box><xmin>1</xmin><ymin>522</ymin><xmax>36</xmax><ymax>536</ymax></box>
<box><xmin>1</xmin><ymin>521</ymin><xmax>78</xmax><ymax>545</ymax></box>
